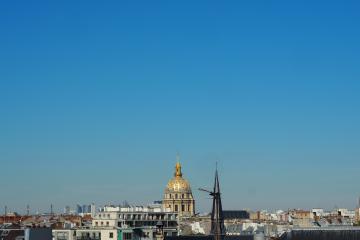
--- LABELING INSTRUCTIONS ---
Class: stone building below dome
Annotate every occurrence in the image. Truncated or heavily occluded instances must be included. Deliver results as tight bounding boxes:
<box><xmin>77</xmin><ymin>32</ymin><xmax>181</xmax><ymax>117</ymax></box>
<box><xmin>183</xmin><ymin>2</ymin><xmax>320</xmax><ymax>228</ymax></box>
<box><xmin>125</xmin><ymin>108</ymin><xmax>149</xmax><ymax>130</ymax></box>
<box><xmin>163</xmin><ymin>161</ymin><xmax>195</xmax><ymax>217</ymax></box>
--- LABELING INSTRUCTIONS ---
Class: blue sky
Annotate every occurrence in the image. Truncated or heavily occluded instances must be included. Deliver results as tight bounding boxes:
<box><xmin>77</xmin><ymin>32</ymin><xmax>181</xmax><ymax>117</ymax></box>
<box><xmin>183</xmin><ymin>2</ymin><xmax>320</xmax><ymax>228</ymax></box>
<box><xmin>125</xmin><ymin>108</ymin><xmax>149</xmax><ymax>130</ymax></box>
<box><xmin>1</xmin><ymin>0</ymin><xmax>360</xmax><ymax>213</ymax></box>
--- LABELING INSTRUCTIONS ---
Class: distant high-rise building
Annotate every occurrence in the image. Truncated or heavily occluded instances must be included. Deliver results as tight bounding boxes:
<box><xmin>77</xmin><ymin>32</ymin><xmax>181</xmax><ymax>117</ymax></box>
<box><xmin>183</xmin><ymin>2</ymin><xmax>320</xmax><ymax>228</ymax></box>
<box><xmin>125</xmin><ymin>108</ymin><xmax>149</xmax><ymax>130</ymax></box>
<box><xmin>90</xmin><ymin>203</ymin><xmax>96</xmax><ymax>217</ymax></box>
<box><xmin>76</xmin><ymin>204</ymin><xmax>82</xmax><ymax>214</ymax></box>
<box><xmin>76</xmin><ymin>203</ymin><xmax>94</xmax><ymax>215</ymax></box>
<box><xmin>84</xmin><ymin>204</ymin><xmax>92</xmax><ymax>214</ymax></box>
<box><xmin>82</xmin><ymin>205</ymin><xmax>87</xmax><ymax>214</ymax></box>
<box><xmin>64</xmin><ymin>206</ymin><xmax>71</xmax><ymax>215</ymax></box>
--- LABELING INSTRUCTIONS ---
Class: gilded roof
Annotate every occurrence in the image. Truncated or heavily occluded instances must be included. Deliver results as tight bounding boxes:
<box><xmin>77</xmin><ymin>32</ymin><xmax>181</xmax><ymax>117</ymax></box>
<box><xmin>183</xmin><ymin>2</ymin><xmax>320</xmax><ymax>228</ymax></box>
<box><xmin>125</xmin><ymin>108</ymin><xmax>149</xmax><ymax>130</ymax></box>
<box><xmin>165</xmin><ymin>162</ymin><xmax>192</xmax><ymax>193</ymax></box>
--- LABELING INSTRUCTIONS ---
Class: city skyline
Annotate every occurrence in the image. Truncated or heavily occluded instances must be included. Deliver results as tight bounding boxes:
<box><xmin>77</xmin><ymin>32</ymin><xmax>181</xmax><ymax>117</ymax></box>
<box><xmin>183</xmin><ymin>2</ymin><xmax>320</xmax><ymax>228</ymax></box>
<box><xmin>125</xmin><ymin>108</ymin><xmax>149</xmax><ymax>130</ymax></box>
<box><xmin>1</xmin><ymin>158</ymin><xmax>359</xmax><ymax>214</ymax></box>
<box><xmin>1</xmin><ymin>0</ymin><xmax>360</xmax><ymax>213</ymax></box>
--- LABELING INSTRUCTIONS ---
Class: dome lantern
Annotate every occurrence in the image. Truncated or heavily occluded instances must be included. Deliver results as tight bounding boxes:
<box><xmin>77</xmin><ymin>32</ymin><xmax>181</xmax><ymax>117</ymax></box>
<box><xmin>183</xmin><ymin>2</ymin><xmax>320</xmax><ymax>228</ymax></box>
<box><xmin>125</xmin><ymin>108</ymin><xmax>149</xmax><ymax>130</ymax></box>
<box><xmin>175</xmin><ymin>162</ymin><xmax>182</xmax><ymax>177</ymax></box>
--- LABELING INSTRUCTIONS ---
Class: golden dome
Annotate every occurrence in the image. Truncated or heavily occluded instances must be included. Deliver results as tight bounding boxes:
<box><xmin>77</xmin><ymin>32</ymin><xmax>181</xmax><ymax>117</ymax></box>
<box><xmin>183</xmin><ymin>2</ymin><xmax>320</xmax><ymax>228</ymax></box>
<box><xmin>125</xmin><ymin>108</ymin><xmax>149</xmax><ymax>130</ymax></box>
<box><xmin>166</xmin><ymin>176</ymin><xmax>192</xmax><ymax>192</ymax></box>
<box><xmin>165</xmin><ymin>162</ymin><xmax>192</xmax><ymax>193</ymax></box>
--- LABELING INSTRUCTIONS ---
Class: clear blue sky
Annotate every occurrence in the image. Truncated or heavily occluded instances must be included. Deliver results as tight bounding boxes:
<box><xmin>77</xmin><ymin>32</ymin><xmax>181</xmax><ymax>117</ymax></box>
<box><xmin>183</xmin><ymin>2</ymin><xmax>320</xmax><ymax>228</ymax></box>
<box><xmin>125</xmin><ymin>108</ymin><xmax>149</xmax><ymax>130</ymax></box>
<box><xmin>1</xmin><ymin>0</ymin><xmax>360</xmax><ymax>214</ymax></box>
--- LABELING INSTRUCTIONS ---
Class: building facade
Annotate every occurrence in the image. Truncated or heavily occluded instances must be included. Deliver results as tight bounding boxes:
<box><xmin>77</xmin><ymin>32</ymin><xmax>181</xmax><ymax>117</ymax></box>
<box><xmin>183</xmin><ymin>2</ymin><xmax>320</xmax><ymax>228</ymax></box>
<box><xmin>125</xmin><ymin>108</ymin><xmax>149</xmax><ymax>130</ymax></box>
<box><xmin>53</xmin><ymin>204</ymin><xmax>178</xmax><ymax>240</ymax></box>
<box><xmin>53</xmin><ymin>228</ymin><xmax>118</xmax><ymax>240</ymax></box>
<box><xmin>92</xmin><ymin>205</ymin><xmax>178</xmax><ymax>230</ymax></box>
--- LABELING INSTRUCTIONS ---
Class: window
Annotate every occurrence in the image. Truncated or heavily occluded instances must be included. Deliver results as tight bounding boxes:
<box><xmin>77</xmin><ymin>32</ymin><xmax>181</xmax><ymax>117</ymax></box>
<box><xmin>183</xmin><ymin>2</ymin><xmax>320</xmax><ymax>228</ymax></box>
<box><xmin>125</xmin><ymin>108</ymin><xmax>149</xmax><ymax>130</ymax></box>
<box><xmin>106</xmin><ymin>221</ymin><xmax>109</xmax><ymax>226</ymax></box>
<box><xmin>109</xmin><ymin>232</ymin><xmax>114</xmax><ymax>238</ymax></box>
<box><xmin>182</xmin><ymin>205</ymin><xmax>185</xmax><ymax>212</ymax></box>
<box><xmin>95</xmin><ymin>222</ymin><xmax>98</xmax><ymax>226</ymax></box>
<box><xmin>175</xmin><ymin>205</ymin><xmax>178</xmax><ymax>212</ymax></box>
<box><xmin>175</xmin><ymin>194</ymin><xmax>178</xmax><ymax>199</ymax></box>
<box><xmin>124</xmin><ymin>233</ymin><xmax>132</xmax><ymax>240</ymax></box>
<box><xmin>101</xmin><ymin>222</ymin><xmax>104</xmax><ymax>226</ymax></box>
<box><xmin>182</xmin><ymin>194</ymin><xmax>184</xmax><ymax>198</ymax></box>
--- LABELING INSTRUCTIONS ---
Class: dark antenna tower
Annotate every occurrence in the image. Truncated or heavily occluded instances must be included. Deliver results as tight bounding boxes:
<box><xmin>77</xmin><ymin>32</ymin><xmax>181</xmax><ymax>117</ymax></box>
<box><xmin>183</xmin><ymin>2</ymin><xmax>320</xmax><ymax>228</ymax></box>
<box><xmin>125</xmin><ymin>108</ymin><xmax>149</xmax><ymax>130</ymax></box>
<box><xmin>199</xmin><ymin>163</ymin><xmax>225</xmax><ymax>240</ymax></box>
<box><xmin>50</xmin><ymin>204</ymin><xmax>53</xmax><ymax>215</ymax></box>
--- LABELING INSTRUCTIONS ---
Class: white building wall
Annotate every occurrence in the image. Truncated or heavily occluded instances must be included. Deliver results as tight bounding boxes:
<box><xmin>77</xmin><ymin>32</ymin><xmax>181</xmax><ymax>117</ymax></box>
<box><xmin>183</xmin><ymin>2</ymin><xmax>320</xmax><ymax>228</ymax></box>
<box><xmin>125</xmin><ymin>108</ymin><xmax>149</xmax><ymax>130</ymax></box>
<box><xmin>53</xmin><ymin>229</ymin><xmax>75</xmax><ymax>240</ymax></box>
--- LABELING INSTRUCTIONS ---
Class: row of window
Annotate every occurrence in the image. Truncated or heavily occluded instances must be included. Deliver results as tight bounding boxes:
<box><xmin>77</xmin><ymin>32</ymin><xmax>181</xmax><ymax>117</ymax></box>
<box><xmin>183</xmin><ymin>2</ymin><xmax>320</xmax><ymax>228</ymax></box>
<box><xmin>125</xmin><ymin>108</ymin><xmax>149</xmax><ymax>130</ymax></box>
<box><xmin>56</xmin><ymin>231</ymin><xmax>177</xmax><ymax>240</ymax></box>
<box><xmin>170</xmin><ymin>204</ymin><xmax>191</xmax><ymax>212</ymax></box>
<box><xmin>94</xmin><ymin>221</ymin><xmax>110</xmax><ymax>227</ymax></box>
<box><xmin>167</xmin><ymin>193</ymin><xmax>191</xmax><ymax>199</ymax></box>
<box><xmin>96</xmin><ymin>213</ymin><xmax>177</xmax><ymax>220</ymax></box>
<box><xmin>78</xmin><ymin>232</ymin><xmax>114</xmax><ymax>239</ymax></box>
<box><xmin>117</xmin><ymin>221</ymin><xmax>178</xmax><ymax>228</ymax></box>
<box><xmin>123</xmin><ymin>232</ymin><xmax>132</xmax><ymax>240</ymax></box>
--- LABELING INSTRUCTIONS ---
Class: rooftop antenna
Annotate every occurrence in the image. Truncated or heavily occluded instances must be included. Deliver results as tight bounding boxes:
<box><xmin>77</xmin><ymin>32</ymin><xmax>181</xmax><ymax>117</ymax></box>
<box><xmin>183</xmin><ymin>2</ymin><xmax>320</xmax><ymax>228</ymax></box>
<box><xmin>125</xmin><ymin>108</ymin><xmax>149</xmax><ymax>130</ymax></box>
<box><xmin>50</xmin><ymin>204</ymin><xmax>53</xmax><ymax>215</ymax></box>
<box><xmin>26</xmin><ymin>204</ymin><xmax>30</xmax><ymax>216</ymax></box>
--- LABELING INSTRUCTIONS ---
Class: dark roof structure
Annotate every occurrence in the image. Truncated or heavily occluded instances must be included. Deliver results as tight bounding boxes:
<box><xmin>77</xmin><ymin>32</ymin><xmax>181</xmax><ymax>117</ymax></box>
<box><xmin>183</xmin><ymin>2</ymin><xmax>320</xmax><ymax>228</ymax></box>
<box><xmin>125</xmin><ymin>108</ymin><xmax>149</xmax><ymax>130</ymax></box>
<box><xmin>0</xmin><ymin>227</ymin><xmax>52</xmax><ymax>240</ymax></box>
<box><xmin>166</xmin><ymin>236</ymin><xmax>254</xmax><ymax>240</ymax></box>
<box><xmin>223</xmin><ymin>211</ymin><xmax>250</xmax><ymax>220</ymax></box>
<box><xmin>279</xmin><ymin>228</ymin><xmax>360</xmax><ymax>240</ymax></box>
<box><xmin>0</xmin><ymin>229</ymin><xmax>24</xmax><ymax>240</ymax></box>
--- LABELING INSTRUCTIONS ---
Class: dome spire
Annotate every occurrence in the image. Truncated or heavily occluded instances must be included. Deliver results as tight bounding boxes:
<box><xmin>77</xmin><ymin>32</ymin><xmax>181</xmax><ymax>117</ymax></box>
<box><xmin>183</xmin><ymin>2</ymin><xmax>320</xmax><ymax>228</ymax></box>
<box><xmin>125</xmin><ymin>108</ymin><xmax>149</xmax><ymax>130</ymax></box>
<box><xmin>175</xmin><ymin>153</ymin><xmax>182</xmax><ymax>177</ymax></box>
